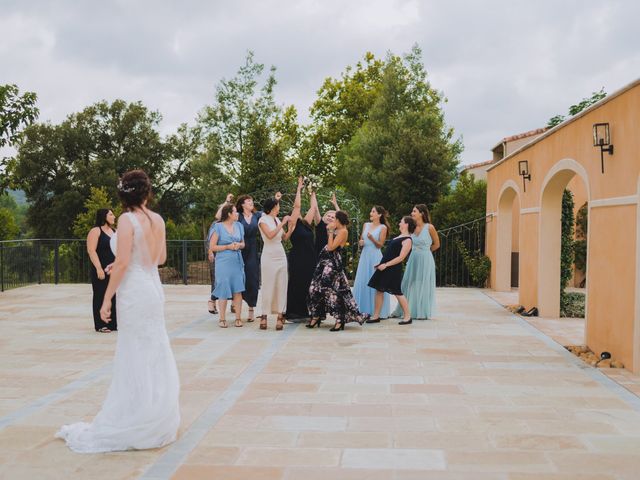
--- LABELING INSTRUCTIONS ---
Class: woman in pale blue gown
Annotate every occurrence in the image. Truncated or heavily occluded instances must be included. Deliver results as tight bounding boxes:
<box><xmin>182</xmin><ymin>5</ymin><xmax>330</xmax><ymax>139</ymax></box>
<box><xmin>353</xmin><ymin>206</ymin><xmax>390</xmax><ymax>320</ymax></box>
<box><xmin>392</xmin><ymin>204</ymin><xmax>440</xmax><ymax>319</ymax></box>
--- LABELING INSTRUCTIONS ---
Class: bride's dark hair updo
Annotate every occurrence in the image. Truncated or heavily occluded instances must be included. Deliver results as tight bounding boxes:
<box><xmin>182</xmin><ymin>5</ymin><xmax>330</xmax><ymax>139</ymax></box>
<box><xmin>117</xmin><ymin>170</ymin><xmax>152</xmax><ymax>210</ymax></box>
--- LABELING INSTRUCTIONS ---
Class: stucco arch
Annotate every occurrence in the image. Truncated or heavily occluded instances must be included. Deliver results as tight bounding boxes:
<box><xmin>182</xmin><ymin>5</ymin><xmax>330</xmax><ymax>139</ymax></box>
<box><xmin>538</xmin><ymin>158</ymin><xmax>591</xmax><ymax>318</ymax></box>
<box><xmin>495</xmin><ymin>180</ymin><xmax>521</xmax><ymax>291</ymax></box>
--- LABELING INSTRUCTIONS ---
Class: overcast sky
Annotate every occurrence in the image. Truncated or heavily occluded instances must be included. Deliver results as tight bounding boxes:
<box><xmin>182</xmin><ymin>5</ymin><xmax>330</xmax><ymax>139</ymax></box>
<box><xmin>2</xmin><ymin>0</ymin><xmax>639</xmax><ymax>165</ymax></box>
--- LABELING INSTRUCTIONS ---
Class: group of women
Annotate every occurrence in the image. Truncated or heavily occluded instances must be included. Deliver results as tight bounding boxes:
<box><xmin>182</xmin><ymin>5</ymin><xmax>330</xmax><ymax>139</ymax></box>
<box><xmin>207</xmin><ymin>177</ymin><xmax>440</xmax><ymax>332</ymax></box>
<box><xmin>68</xmin><ymin>168</ymin><xmax>439</xmax><ymax>457</ymax></box>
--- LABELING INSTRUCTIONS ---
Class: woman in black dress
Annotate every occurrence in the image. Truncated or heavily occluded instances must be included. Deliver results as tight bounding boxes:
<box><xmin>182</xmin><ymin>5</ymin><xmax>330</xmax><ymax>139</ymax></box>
<box><xmin>87</xmin><ymin>209</ymin><xmax>117</xmax><ymax>332</ymax></box>
<box><xmin>368</xmin><ymin>215</ymin><xmax>416</xmax><ymax>325</ymax></box>
<box><xmin>307</xmin><ymin>211</ymin><xmax>369</xmax><ymax>331</ymax></box>
<box><xmin>286</xmin><ymin>177</ymin><xmax>318</xmax><ymax>320</ymax></box>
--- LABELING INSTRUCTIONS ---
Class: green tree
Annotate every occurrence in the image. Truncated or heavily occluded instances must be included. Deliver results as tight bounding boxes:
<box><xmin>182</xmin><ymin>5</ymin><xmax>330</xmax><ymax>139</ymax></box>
<box><xmin>300</xmin><ymin>52</ymin><xmax>385</xmax><ymax>181</ymax></box>
<box><xmin>0</xmin><ymin>207</ymin><xmax>19</xmax><ymax>240</ymax></box>
<box><xmin>8</xmin><ymin>100</ymin><xmax>189</xmax><ymax>237</ymax></box>
<box><xmin>547</xmin><ymin>88</ymin><xmax>607</xmax><ymax>128</ymax></box>
<box><xmin>0</xmin><ymin>192</ymin><xmax>28</xmax><ymax>237</ymax></box>
<box><xmin>72</xmin><ymin>187</ymin><xmax>122</xmax><ymax>238</ymax></box>
<box><xmin>560</xmin><ymin>189</ymin><xmax>575</xmax><ymax>311</ymax></box>
<box><xmin>340</xmin><ymin>46</ymin><xmax>461</xmax><ymax>216</ymax></box>
<box><xmin>0</xmin><ymin>84</ymin><xmax>39</xmax><ymax>149</ymax></box>
<box><xmin>199</xmin><ymin>51</ymin><xmax>292</xmax><ymax>193</ymax></box>
<box><xmin>432</xmin><ymin>172</ymin><xmax>487</xmax><ymax>229</ymax></box>
<box><xmin>1</xmin><ymin>84</ymin><xmax>39</xmax><ymax>191</ymax></box>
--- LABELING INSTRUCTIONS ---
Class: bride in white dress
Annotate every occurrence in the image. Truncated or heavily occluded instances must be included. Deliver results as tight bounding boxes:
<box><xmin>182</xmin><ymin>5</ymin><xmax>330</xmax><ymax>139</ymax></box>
<box><xmin>56</xmin><ymin>170</ymin><xmax>180</xmax><ymax>453</ymax></box>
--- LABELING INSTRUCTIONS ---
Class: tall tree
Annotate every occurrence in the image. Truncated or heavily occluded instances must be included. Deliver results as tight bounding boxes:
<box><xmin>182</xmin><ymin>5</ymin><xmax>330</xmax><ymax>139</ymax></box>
<box><xmin>340</xmin><ymin>46</ymin><xmax>461</xmax><ymax>216</ymax></box>
<box><xmin>8</xmin><ymin>100</ymin><xmax>189</xmax><ymax>237</ymax></box>
<box><xmin>0</xmin><ymin>84</ymin><xmax>39</xmax><ymax>191</ymax></box>
<box><xmin>199</xmin><ymin>51</ymin><xmax>292</xmax><ymax>193</ymax></box>
<box><xmin>300</xmin><ymin>53</ymin><xmax>384</xmax><ymax>181</ymax></box>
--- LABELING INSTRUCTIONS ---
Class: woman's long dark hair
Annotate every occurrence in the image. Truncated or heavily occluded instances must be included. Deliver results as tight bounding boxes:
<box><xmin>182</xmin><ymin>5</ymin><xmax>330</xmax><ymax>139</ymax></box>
<box><xmin>335</xmin><ymin>210</ymin><xmax>350</xmax><ymax>226</ymax></box>
<box><xmin>373</xmin><ymin>205</ymin><xmax>390</xmax><ymax>231</ymax></box>
<box><xmin>94</xmin><ymin>209</ymin><xmax>111</xmax><ymax>227</ymax></box>
<box><xmin>414</xmin><ymin>204</ymin><xmax>432</xmax><ymax>224</ymax></box>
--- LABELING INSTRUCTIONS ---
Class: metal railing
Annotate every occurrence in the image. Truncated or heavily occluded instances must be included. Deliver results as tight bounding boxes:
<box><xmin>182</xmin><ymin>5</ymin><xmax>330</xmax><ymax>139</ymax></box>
<box><xmin>0</xmin><ymin>217</ymin><xmax>485</xmax><ymax>292</ymax></box>
<box><xmin>433</xmin><ymin>217</ymin><xmax>486</xmax><ymax>287</ymax></box>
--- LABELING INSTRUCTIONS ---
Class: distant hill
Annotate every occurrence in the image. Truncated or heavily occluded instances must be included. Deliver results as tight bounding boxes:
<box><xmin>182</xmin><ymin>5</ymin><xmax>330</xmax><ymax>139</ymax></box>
<box><xmin>8</xmin><ymin>189</ymin><xmax>27</xmax><ymax>205</ymax></box>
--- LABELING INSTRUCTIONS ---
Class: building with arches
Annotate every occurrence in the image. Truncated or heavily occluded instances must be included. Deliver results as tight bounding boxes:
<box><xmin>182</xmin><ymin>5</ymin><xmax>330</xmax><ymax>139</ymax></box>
<box><xmin>485</xmin><ymin>78</ymin><xmax>640</xmax><ymax>371</ymax></box>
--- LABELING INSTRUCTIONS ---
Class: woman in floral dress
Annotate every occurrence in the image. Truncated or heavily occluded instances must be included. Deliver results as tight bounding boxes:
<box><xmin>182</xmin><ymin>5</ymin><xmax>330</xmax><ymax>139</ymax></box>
<box><xmin>306</xmin><ymin>211</ymin><xmax>369</xmax><ymax>331</ymax></box>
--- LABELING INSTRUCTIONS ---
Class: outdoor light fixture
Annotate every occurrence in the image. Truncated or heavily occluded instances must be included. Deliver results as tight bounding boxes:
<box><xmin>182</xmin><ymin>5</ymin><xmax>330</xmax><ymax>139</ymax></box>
<box><xmin>593</xmin><ymin>122</ymin><xmax>614</xmax><ymax>174</ymax></box>
<box><xmin>595</xmin><ymin>351</ymin><xmax>611</xmax><ymax>367</ymax></box>
<box><xmin>518</xmin><ymin>160</ymin><xmax>531</xmax><ymax>192</ymax></box>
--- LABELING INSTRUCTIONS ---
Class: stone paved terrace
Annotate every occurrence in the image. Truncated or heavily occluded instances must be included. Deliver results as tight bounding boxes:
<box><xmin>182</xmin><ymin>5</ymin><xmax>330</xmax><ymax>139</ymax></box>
<box><xmin>3</xmin><ymin>285</ymin><xmax>640</xmax><ymax>479</ymax></box>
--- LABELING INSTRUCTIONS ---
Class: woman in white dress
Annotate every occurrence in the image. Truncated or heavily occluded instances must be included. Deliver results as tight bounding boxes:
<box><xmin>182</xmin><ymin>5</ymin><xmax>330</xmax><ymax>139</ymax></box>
<box><xmin>56</xmin><ymin>169</ymin><xmax>180</xmax><ymax>453</ymax></box>
<box><xmin>257</xmin><ymin>196</ymin><xmax>290</xmax><ymax>330</ymax></box>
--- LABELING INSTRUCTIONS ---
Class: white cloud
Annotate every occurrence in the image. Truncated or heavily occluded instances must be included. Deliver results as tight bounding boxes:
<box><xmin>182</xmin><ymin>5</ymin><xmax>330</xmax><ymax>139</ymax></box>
<box><xmin>1</xmin><ymin>0</ymin><xmax>639</xmax><ymax>166</ymax></box>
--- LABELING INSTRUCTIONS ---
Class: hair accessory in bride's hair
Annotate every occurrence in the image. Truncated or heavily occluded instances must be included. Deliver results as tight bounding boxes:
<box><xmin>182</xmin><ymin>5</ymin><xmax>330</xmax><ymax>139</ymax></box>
<box><xmin>117</xmin><ymin>180</ymin><xmax>136</xmax><ymax>193</ymax></box>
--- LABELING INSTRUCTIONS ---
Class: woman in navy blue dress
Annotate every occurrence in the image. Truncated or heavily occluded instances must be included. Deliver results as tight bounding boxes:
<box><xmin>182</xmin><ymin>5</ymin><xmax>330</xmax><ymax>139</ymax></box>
<box><xmin>236</xmin><ymin>194</ymin><xmax>263</xmax><ymax>323</ymax></box>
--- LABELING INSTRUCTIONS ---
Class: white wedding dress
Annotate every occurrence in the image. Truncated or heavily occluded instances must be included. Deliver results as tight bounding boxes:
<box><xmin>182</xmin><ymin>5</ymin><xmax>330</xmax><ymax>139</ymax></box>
<box><xmin>56</xmin><ymin>212</ymin><xmax>180</xmax><ymax>453</ymax></box>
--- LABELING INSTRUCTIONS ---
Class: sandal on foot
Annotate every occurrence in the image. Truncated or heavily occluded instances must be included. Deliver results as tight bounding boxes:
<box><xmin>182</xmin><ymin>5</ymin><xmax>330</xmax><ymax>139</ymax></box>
<box><xmin>276</xmin><ymin>315</ymin><xmax>284</xmax><ymax>331</ymax></box>
<box><xmin>247</xmin><ymin>308</ymin><xmax>255</xmax><ymax>322</ymax></box>
<box><xmin>218</xmin><ymin>319</ymin><xmax>228</xmax><ymax>328</ymax></box>
<box><xmin>97</xmin><ymin>327</ymin><xmax>111</xmax><ymax>333</ymax></box>
<box><xmin>207</xmin><ymin>300</ymin><xmax>217</xmax><ymax>314</ymax></box>
<box><xmin>259</xmin><ymin>315</ymin><xmax>267</xmax><ymax>330</ymax></box>
<box><xmin>235</xmin><ymin>319</ymin><xmax>243</xmax><ymax>328</ymax></box>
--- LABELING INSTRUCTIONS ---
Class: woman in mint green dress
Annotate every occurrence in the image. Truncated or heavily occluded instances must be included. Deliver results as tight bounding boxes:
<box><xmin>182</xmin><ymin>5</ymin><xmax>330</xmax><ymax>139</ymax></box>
<box><xmin>393</xmin><ymin>204</ymin><xmax>440</xmax><ymax>319</ymax></box>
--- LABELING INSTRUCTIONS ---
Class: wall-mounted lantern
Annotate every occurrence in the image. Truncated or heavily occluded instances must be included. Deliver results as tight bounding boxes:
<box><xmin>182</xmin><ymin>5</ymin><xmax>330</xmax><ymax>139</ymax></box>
<box><xmin>518</xmin><ymin>160</ymin><xmax>531</xmax><ymax>192</ymax></box>
<box><xmin>593</xmin><ymin>122</ymin><xmax>614</xmax><ymax>173</ymax></box>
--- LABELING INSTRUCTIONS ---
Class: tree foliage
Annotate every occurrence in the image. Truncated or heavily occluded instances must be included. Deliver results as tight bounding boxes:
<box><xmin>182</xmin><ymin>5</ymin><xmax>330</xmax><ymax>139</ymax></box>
<box><xmin>0</xmin><ymin>84</ymin><xmax>39</xmax><ymax>150</ymax></box>
<box><xmin>72</xmin><ymin>187</ymin><xmax>122</xmax><ymax>238</ymax></box>
<box><xmin>8</xmin><ymin>100</ymin><xmax>194</xmax><ymax>237</ymax></box>
<box><xmin>432</xmin><ymin>172</ymin><xmax>486</xmax><ymax>229</ymax></box>
<box><xmin>339</xmin><ymin>46</ymin><xmax>461</xmax><ymax>216</ymax></box>
<box><xmin>560</xmin><ymin>189</ymin><xmax>575</xmax><ymax>314</ymax></box>
<box><xmin>199</xmin><ymin>51</ymin><xmax>293</xmax><ymax>194</ymax></box>
<box><xmin>547</xmin><ymin>88</ymin><xmax>607</xmax><ymax>128</ymax></box>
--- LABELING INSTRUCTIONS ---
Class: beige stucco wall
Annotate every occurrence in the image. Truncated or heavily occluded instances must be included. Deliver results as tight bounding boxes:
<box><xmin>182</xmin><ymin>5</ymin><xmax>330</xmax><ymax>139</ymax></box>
<box><xmin>486</xmin><ymin>79</ymin><xmax>640</xmax><ymax>371</ymax></box>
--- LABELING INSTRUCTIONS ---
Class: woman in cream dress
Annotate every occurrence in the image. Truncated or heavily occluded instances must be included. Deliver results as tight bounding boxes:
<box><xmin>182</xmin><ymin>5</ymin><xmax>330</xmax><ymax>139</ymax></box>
<box><xmin>257</xmin><ymin>196</ymin><xmax>290</xmax><ymax>330</ymax></box>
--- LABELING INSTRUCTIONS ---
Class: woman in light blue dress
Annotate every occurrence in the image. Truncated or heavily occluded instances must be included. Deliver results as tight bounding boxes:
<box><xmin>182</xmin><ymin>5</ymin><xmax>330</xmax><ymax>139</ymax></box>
<box><xmin>353</xmin><ymin>206</ymin><xmax>390</xmax><ymax>320</ymax></box>
<box><xmin>209</xmin><ymin>204</ymin><xmax>246</xmax><ymax>328</ymax></box>
<box><xmin>393</xmin><ymin>204</ymin><xmax>440</xmax><ymax>319</ymax></box>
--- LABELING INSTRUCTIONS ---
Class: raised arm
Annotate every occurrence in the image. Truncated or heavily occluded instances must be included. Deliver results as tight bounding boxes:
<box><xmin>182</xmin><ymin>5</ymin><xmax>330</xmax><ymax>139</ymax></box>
<box><xmin>331</xmin><ymin>192</ymin><xmax>340</xmax><ymax>212</ymax></box>
<box><xmin>215</xmin><ymin>193</ymin><xmax>234</xmax><ymax>221</ymax></box>
<box><xmin>259</xmin><ymin>217</ymin><xmax>290</xmax><ymax>240</ymax></box>
<box><xmin>310</xmin><ymin>190</ymin><xmax>321</xmax><ymax>225</ymax></box>
<box><xmin>289</xmin><ymin>177</ymin><xmax>303</xmax><ymax>223</ymax></box>
<box><xmin>429</xmin><ymin>224</ymin><xmax>440</xmax><ymax>252</ymax></box>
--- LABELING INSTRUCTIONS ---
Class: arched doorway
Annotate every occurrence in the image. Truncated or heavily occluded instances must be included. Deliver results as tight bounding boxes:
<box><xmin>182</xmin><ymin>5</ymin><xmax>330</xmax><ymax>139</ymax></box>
<box><xmin>538</xmin><ymin>159</ymin><xmax>590</xmax><ymax>317</ymax></box>
<box><xmin>495</xmin><ymin>181</ymin><xmax>521</xmax><ymax>292</ymax></box>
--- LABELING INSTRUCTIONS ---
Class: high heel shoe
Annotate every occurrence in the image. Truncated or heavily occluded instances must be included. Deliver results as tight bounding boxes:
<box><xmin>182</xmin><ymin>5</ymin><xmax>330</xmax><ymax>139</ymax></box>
<box><xmin>259</xmin><ymin>315</ymin><xmax>267</xmax><ymax>330</ymax></box>
<box><xmin>306</xmin><ymin>317</ymin><xmax>322</xmax><ymax>328</ymax></box>
<box><xmin>276</xmin><ymin>314</ymin><xmax>285</xmax><ymax>331</ymax></box>
<box><xmin>329</xmin><ymin>321</ymin><xmax>345</xmax><ymax>332</ymax></box>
